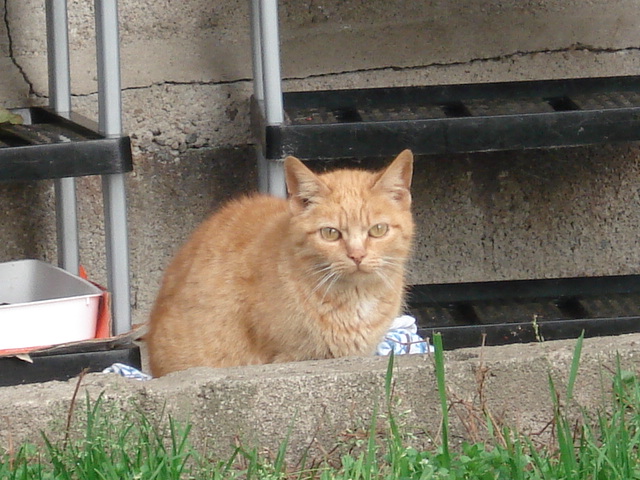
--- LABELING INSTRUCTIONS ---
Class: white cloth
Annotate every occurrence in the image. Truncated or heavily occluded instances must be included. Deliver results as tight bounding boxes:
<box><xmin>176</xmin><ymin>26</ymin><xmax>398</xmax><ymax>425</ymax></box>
<box><xmin>376</xmin><ymin>315</ymin><xmax>433</xmax><ymax>356</ymax></box>
<box><xmin>102</xmin><ymin>362</ymin><xmax>152</xmax><ymax>380</ymax></box>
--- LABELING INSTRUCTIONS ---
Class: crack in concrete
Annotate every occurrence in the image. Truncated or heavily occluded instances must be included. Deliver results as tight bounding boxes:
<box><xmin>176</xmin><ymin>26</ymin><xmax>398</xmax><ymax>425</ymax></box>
<box><xmin>3</xmin><ymin>0</ymin><xmax>36</xmax><ymax>96</ymax></box>
<box><xmin>285</xmin><ymin>44</ymin><xmax>640</xmax><ymax>81</ymax></box>
<box><xmin>48</xmin><ymin>43</ymin><xmax>640</xmax><ymax>98</ymax></box>
<box><xmin>122</xmin><ymin>44</ymin><xmax>640</xmax><ymax>93</ymax></box>
<box><xmin>67</xmin><ymin>77</ymin><xmax>254</xmax><ymax>98</ymax></box>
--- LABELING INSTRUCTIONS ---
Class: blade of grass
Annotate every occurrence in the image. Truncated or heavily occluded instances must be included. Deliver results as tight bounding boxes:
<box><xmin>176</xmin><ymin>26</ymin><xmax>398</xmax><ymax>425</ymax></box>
<box><xmin>384</xmin><ymin>351</ymin><xmax>398</xmax><ymax>441</ymax></box>
<box><xmin>546</xmin><ymin>333</ymin><xmax>586</xmax><ymax>480</ymax></box>
<box><xmin>383</xmin><ymin>352</ymin><xmax>411</xmax><ymax>479</ymax></box>
<box><xmin>167</xmin><ymin>416</ymin><xmax>194</xmax><ymax>478</ymax></box>
<box><xmin>363</xmin><ymin>398</ymin><xmax>379</xmax><ymax>480</ymax></box>
<box><xmin>273</xmin><ymin>411</ymin><xmax>298</xmax><ymax>476</ymax></box>
<box><xmin>565</xmin><ymin>332</ymin><xmax>584</xmax><ymax>403</ymax></box>
<box><xmin>433</xmin><ymin>333</ymin><xmax>450</xmax><ymax>469</ymax></box>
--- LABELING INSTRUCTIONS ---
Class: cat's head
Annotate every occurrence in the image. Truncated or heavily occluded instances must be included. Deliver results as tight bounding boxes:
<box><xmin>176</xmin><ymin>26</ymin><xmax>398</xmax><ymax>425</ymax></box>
<box><xmin>284</xmin><ymin>150</ymin><xmax>414</xmax><ymax>286</ymax></box>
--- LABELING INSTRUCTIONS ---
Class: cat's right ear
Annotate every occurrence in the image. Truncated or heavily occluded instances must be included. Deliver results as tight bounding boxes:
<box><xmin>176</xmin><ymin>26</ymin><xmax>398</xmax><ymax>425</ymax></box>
<box><xmin>373</xmin><ymin>149</ymin><xmax>413</xmax><ymax>209</ymax></box>
<box><xmin>284</xmin><ymin>156</ymin><xmax>330</xmax><ymax>214</ymax></box>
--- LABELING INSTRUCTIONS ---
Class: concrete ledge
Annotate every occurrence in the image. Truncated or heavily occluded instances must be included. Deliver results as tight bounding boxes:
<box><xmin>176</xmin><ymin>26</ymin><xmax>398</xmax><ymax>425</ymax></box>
<box><xmin>1</xmin><ymin>333</ymin><xmax>638</xmax><ymax>462</ymax></box>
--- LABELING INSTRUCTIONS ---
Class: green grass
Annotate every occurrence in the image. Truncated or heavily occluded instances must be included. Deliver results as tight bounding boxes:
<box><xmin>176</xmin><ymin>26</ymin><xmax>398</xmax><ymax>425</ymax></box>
<box><xmin>1</xmin><ymin>334</ymin><xmax>639</xmax><ymax>479</ymax></box>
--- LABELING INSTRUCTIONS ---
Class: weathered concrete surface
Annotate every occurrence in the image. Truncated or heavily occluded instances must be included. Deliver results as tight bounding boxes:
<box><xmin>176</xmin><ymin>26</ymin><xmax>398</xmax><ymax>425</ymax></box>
<box><xmin>7</xmin><ymin>0</ymin><xmax>640</xmax><ymax>94</ymax></box>
<box><xmin>1</xmin><ymin>334</ymin><xmax>638</xmax><ymax>462</ymax></box>
<box><xmin>2</xmin><ymin>1</ymin><xmax>640</xmax><ymax>328</ymax></box>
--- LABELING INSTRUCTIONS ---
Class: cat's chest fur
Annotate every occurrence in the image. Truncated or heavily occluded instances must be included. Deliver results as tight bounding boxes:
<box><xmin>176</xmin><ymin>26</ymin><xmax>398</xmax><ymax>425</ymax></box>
<box><xmin>296</xmin><ymin>283</ymin><xmax>398</xmax><ymax>358</ymax></box>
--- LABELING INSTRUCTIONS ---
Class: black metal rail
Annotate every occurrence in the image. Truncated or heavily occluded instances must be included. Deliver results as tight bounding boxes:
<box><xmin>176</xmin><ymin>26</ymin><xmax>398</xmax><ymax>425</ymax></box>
<box><xmin>0</xmin><ymin>107</ymin><xmax>132</xmax><ymax>181</ymax></box>
<box><xmin>252</xmin><ymin>75</ymin><xmax>640</xmax><ymax>160</ymax></box>
<box><xmin>408</xmin><ymin>276</ymin><xmax>640</xmax><ymax>349</ymax></box>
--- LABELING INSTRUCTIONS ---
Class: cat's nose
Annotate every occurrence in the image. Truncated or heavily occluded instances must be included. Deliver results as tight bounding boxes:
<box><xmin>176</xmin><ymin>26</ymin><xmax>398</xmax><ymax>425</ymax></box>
<box><xmin>348</xmin><ymin>251</ymin><xmax>366</xmax><ymax>266</ymax></box>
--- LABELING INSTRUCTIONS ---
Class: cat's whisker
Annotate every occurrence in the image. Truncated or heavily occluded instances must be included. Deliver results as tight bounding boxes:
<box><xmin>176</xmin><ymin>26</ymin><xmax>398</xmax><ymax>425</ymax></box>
<box><xmin>310</xmin><ymin>274</ymin><xmax>332</xmax><ymax>296</ymax></box>
<box><xmin>381</xmin><ymin>255</ymin><xmax>402</xmax><ymax>266</ymax></box>
<box><xmin>375</xmin><ymin>269</ymin><xmax>396</xmax><ymax>290</ymax></box>
<box><xmin>302</xmin><ymin>264</ymin><xmax>334</xmax><ymax>291</ymax></box>
<box><xmin>314</xmin><ymin>264</ymin><xmax>335</xmax><ymax>276</ymax></box>
<box><xmin>309</xmin><ymin>266</ymin><xmax>340</xmax><ymax>297</ymax></box>
<box><xmin>379</xmin><ymin>256</ymin><xmax>404</xmax><ymax>272</ymax></box>
<box><xmin>311</xmin><ymin>262</ymin><xmax>354</xmax><ymax>301</ymax></box>
<box><xmin>319</xmin><ymin>270</ymin><xmax>343</xmax><ymax>304</ymax></box>
<box><xmin>304</xmin><ymin>263</ymin><xmax>333</xmax><ymax>279</ymax></box>
<box><xmin>308</xmin><ymin>262</ymin><xmax>335</xmax><ymax>279</ymax></box>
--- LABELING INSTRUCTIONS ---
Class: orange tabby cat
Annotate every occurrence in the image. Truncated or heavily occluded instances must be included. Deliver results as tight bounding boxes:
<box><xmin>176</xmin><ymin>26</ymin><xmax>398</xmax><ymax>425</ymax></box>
<box><xmin>147</xmin><ymin>150</ymin><xmax>414</xmax><ymax>376</ymax></box>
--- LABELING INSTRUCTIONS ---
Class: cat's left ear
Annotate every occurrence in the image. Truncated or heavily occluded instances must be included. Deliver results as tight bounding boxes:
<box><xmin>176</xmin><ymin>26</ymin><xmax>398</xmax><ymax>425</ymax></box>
<box><xmin>373</xmin><ymin>149</ymin><xmax>413</xmax><ymax>208</ymax></box>
<box><xmin>285</xmin><ymin>156</ymin><xmax>331</xmax><ymax>214</ymax></box>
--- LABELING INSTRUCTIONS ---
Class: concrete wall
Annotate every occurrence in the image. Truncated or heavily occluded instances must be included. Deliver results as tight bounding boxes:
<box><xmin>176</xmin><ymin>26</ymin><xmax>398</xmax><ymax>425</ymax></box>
<box><xmin>2</xmin><ymin>0</ymin><xmax>640</xmax><ymax>326</ymax></box>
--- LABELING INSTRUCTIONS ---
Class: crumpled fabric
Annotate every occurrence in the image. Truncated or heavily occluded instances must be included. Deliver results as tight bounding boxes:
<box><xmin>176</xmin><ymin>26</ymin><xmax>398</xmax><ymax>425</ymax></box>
<box><xmin>376</xmin><ymin>315</ymin><xmax>433</xmax><ymax>356</ymax></box>
<box><xmin>102</xmin><ymin>362</ymin><xmax>152</xmax><ymax>381</ymax></box>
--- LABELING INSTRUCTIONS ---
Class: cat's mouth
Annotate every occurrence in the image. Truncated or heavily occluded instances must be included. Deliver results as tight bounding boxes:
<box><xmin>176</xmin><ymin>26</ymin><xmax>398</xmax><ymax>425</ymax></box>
<box><xmin>347</xmin><ymin>262</ymin><xmax>376</xmax><ymax>275</ymax></box>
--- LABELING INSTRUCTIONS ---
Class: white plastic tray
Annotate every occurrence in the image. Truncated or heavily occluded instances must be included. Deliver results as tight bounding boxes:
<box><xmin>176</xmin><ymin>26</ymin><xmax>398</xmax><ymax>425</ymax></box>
<box><xmin>0</xmin><ymin>259</ymin><xmax>102</xmax><ymax>350</ymax></box>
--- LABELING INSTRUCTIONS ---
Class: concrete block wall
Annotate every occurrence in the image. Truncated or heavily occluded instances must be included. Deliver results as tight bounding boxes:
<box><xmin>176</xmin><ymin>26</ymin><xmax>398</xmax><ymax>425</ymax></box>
<box><xmin>2</xmin><ymin>0</ymin><xmax>640</xmax><ymax>327</ymax></box>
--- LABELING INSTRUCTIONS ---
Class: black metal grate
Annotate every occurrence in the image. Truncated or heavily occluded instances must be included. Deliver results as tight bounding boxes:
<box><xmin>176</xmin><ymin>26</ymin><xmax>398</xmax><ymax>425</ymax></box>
<box><xmin>407</xmin><ymin>276</ymin><xmax>640</xmax><ymax>349</ymax></box>
<box><xmin>252</xmin><ymin>75</ymin><xmax>640</xmax><ymax>160</ymax></box>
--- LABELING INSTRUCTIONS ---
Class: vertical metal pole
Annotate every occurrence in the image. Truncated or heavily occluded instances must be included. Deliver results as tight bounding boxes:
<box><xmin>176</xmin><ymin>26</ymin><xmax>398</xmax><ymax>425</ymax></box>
<box><xmin>250</xmin><ymin>0</ymin><xmax>264</xmax><ymax>104</ymax></box>
<box><xmin>256</xmin><ymin>149</ymin><xmax>269</xmax><ymax>193</ymax></box>
<box><xmin>267</xmin><ymin>160</ymin><xmax>287</xmax><ymax>197</ymax></box>
<box><xmin>259</xmin><ymin>0</ymin><xmax>283</xmax><ymax>124</ymax></box>
<box><xmin>95</xmin><ymin>0</ymin><xmax>131</xmax><ymax>335</ymax></box>
<box><xmin>46</xmin><ymin>0</ymin><xmax>71</xmax><ymax>113</ymax></box>
<box><xmin>95</xmin><ymin>0</ymin><xmax>123</xmax><ymax>136</ymax></box>
<box><xmin>259</xmin><ymin>0</ymin><xmax>286</xmax><ymax>198</ymax></box>
<box><xmin>46</xmin><ymin>0</ymin><xmax>80</xmax><ymax>275</ymax></box>
<box><xmin>250</xmin><ymin>0</ymin><xmax>270</xmax><ymax>193</ymax></box>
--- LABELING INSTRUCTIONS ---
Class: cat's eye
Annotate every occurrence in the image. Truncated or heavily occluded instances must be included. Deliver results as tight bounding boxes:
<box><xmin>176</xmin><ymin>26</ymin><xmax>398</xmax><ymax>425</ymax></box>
<box><xmin>368</xmin><ymin>223</ymin><xmax>389</xmax><ymax>238</ymax></box>
<box><xmin>320</xmin><ymin>227</ymin><xmax>341</xmax><ymax>241</ymax></box>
